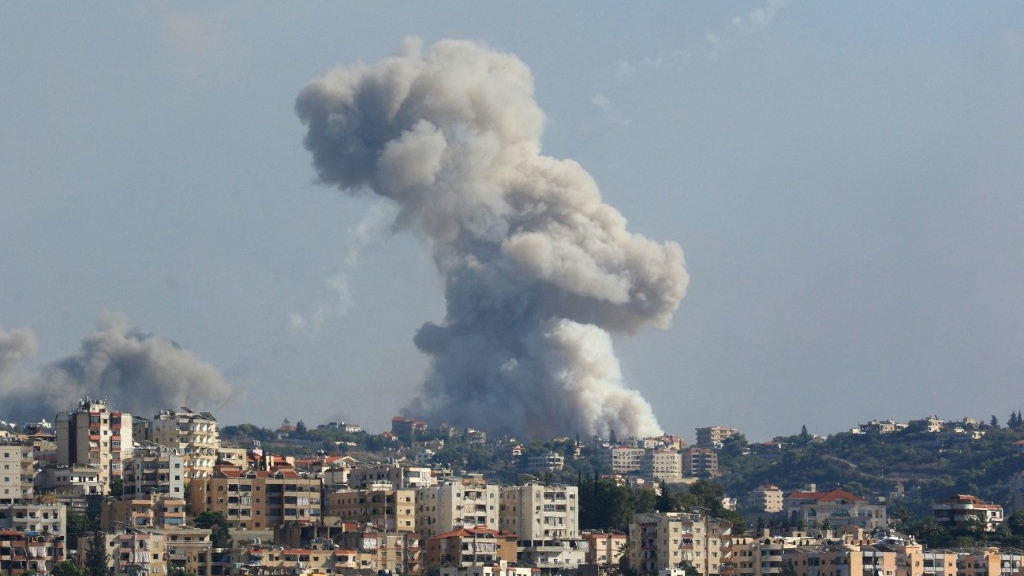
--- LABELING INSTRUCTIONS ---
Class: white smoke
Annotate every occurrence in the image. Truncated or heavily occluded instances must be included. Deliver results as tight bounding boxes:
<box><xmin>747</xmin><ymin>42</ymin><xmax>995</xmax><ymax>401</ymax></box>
<box><xmin>296</xmin><ymin>38</ymin><xmax>688</xmax><ymax>439</ymax></box>
<box><xmin>0</xmin><ymin>316</ymin><xmax>238</xmax><ymax>422</ymax></box>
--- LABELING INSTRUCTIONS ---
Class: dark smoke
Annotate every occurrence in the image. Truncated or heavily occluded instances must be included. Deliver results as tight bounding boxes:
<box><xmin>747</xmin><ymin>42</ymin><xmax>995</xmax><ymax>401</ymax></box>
<box><xmin>0</xmin><ymin>316</ymin><xmax>238</xmax><ymax>422</ymax></box>
<box><xmin>296</xmin><ymin>39</ymin><xmax>688</xmax><ymax>439</ymax></box>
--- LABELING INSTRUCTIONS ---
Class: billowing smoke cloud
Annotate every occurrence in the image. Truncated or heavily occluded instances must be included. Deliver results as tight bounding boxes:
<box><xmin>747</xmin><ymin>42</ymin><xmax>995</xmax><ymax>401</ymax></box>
<box><xmin>296</xmin><ymin>39</ymin><xmax>688</xmax><ymax>439</ymax></box>
<box><xmin>0</xmin><ymin>316</ymin><xmax>238</xmax><ymax>422</ymax></box>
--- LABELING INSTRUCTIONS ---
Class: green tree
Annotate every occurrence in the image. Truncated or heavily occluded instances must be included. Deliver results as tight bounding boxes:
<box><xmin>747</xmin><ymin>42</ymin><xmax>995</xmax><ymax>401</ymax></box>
<box><xmin>194</xmin><ymin>511</ymin><xmax>231</xmax><ymax>547</ymax></box>
<box><xmin>52</xmin><ymin>561</ymin><xmax>88</xmax><ymax>576</ymax></box>
<box><xmin>67</xmin><ymin>510</ymin><xmax>99</xmax><ymax>551</ymax></box>
<box><xmin>109</xmin><ymin>477</ymin><xmax>124</xmax><ymax>498</ymax></box>
<box><xmin>85</xmin><ymin>531</ymin><xmax>112</xmax><ymax>576</ymax></box>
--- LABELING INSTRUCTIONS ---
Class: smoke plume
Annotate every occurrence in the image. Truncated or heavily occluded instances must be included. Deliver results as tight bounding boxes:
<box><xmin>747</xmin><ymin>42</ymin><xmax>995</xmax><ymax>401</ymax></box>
<box><xmin>296</xmin><ymin>39</ymin><xmax>688</xmax><ymax>439</ymax></box>
<box><xmin>0</xmin><ymin>316</ymin><xmax>238</xmax><ymax>422</ymax></box>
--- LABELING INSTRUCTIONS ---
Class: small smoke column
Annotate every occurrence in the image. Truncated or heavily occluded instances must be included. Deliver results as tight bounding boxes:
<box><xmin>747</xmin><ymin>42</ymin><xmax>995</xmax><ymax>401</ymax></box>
<box><xmin>296</xmin><ymin>39</ymin><xmax>688</xmax><ymax>439</ymax></box>
<box><xmin>0</xmin><ymin>316</ymin><xmax>238</xmax><ymax>422</ymax></box>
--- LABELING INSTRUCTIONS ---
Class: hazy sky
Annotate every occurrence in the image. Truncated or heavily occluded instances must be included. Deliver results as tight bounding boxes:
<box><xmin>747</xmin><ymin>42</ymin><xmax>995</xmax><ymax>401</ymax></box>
<box><xmin>2</xmin><ymin>2</ymin><xmax>1022</xmax><ymax>442</ymax></box>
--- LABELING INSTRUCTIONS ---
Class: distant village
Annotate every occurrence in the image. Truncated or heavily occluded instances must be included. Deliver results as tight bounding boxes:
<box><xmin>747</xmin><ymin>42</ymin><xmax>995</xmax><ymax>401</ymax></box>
<box><xmin>2</xmin><ymin>398</ymin><xmax>1024</xmax><ymax>576</ymax></box>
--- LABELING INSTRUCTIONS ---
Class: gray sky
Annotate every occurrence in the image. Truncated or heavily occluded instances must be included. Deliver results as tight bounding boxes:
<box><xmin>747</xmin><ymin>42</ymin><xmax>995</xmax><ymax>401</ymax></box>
<box><xmin>2</xmin><ymin>2</ymin><xmax>1022</xmax><ymax>442</ymax></box>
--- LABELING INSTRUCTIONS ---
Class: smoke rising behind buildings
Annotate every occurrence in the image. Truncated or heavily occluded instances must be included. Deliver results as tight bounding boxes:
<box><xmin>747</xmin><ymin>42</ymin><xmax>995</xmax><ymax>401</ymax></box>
<box><xmin>0</xmin><ymin>316</ymin><xmax>238</xmax><ymax>422</ymax></box>
<box><xmin>296</xmin><ymin>39</ymin><xmax>688</xmax><ymax>439</ymax></box>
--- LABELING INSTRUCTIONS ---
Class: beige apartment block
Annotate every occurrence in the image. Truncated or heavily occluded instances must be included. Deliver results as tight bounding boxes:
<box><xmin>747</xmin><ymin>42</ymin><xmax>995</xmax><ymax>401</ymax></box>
<box><xmin>146</xmin><ymin>408</ymin><xmax>220</xmax><ymax>479</ymax></box>
<box><xmin>629</xmin><ymin>511</ymin><xmax>733</xmax><ymax>576</ymax></box>
<box><xmin>324</xmin><ymin>486</ymin><xmax>417</xmax><ymax>532</ymax></box>
<box><xmin>189</xmin><ymin>465</ymin><xmax>322</xmax><ymax>531</ymax></box>
<box><xmin>417</xmin><ymin>478</ymin><xmax>500</xmax><ymax>538</ymax></box>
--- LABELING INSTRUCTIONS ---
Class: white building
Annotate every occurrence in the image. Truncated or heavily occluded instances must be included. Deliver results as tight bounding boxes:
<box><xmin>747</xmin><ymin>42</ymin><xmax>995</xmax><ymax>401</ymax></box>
<box><xmin>499</xmin><ymin>482</ymin><xmax>584</xmax><ymax>569</ymax></box>
<box><xmin>146</xmin><ymin>408</ymin><xmax>219</xmax><ymax>479</ymax></box>
<box><xmin>349</xmin><ymin>464</ymin><xmax>436</xmax><ymax>490</ymax></box>
<box><xmin>417</xmin><ymin>477</ymin><xmax>500</xmax><ymax>538</ymax></box>
<box><xmin>34</xmin><ymin>465</ymin><xmax>104</xmax><ymax>497</ymax></box>
<box><xmin>0</xmin><ymin>438</ymin><xmax>34</xmax><ymax>504</ymax></box>
<box><xmin>0</xmin><ymin>502</ymin><xmax>67</xmax><ymax>540</ymax></box>
<box><xmin>605</xmin><ymin>446</ymin><xmax>645</xmax><ymax>474</ymax></box>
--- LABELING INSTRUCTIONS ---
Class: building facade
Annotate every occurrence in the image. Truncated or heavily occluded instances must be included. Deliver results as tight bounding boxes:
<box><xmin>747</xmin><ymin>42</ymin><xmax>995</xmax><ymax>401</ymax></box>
<box><xmin>56</xmin><ymin>398</ymin><xmax>133</xmax><ymax>491</ymax></box>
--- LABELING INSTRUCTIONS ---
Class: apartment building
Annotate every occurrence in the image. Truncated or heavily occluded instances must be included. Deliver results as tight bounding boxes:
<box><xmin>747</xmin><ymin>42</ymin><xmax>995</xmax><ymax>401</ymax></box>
<box><xmin>417</xmin><ymin>478</ymin><xmax>500</xmax><ymax>538</ymax></box>
<box><xmin>746</xmin><ymin>485</ymin><xmax>784</xmax><ymax>514</ymax></box>
<box><xmin>123</xmin><ymin>444</ymin><xmax>186</xmax><ymax>498</ymax></box>
<box><xmin>100</xmin><ymin>494</ymin><xmax>187</xmax><ymax>531</ymax></box>
<box><xmin>425</xmin><ymin>525</ymin><xmax>518</xmax><ymax>567</ymax></box>
<box><xmin>335</xmin><ymin>530</ymin><xmax>423</xmax><ymax>574</ymax></box>
<box><xmin>324</xmin><ymin>486</ymin><xmax>417</xmax><ymax>532</ymax></box>
<box><xmin>499</xmin><ymin>482</ymin><xmax>584</xmax><ymax>569</ymax></box>
<box><xmin>348</xmin><ymin>464</ymin><xmax>435</xmax><ymax>490</ymax></box>
<box><xmin>641</xmin><ymin>449</ymin><xmax>683</xmax><ymax>483</ymax></box>
<box><xmin>34</xmin><ymin>465</ymin><xmax>104</xmax><ymax>497</ymax></box>
<box><xmin>683</xmin><ymin>448</ymin><xmax>719</xmax><ymax>478</ymax></box>
<box><xmin>933</xmin><ymin>494</ymin><xmax>1004</xmax><ymax>532</ymax></box>
<box><xmin>582</xmin><ymin>530</ymin><xmax>627</xmax><ymax>567</ymax></box>
<box><xmin>783</xmin><ymin>488</ymin><xmax>886</xmax><ymax>531</ymax></box>
<box><xmin>189</xmin><ymin>465</ymin><xmax>322</xmax><ymax>531</ymax></box>
<box><xmin>56</xmin><ymin>398</ymin><xmax>133</xmax><ymax>490</ymax></box>
<box><xmin>629</xmin><ymin>511</ymin><xmax>733</xmax><ymax>576</ymax></box>
<box><xmin>605</xmin><ymin>446</ymin><xmax>646</xmax><ymax>474</ymax></box>
<box><xmin>696</xmin><ymin>427</ymin><xmax>738</xmax><ymax>448</ymax></box>
<box><xmin>147</xmin><ymin>408</ymin><xmax>220</xmax><ymax>479</ymax></box>
<box><xmin>0</xmin><ymin>439</ymin><xmax>34</xmax><ymax>504</ymax></box>
<box><xmin>0</xmin><ymin>528</ymin><xmax>66</xmax><ymax>575</ymax></box>
<box><xmin>0</xmin><ymin>503</ymin><xmax>66</xmax><ymax>540</ymax></box>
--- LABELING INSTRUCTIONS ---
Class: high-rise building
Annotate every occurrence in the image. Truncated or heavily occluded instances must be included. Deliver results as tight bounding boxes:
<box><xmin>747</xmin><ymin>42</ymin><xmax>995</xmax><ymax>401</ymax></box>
<box><xmin>417</xmin><ymin>477</ymin><xmax>500</xmax><ymax>539</ymax></box>
<box><xmin>0</xmin><ymin>438</ymin><xmax>34</xmax><ymax>504</ymax></box>
<box><xmin>629</xmin><ymin>512</ymin><xmax>733</xmax><ymax>576</ymax></box>
<box><xmin>55</xmin><ymin>398</ymin><xmax>132</xmax><ymax>491</ymax></box>
<box><xmin>499</xmin><ymin>482</ymin><xmax>584</xmax><ymax>569</ymax></box>
<box><xmin>146</xmin><ymin>408</ymin><xmax>219</xmax><ymax>479</ymax></box>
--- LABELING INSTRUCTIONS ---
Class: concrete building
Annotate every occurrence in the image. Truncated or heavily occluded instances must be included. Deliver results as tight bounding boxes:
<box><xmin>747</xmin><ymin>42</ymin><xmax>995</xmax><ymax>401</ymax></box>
<box><xmin>417</xmin><ymin>478</ymin><xmax>500</xmax><ymax>539</ymax></box>
<box><xmin>605</xmin><ymin>447</ymin><xmax>646</xmax><ymax>474</ymax></box>
<box><xmin>746</xmin><ymin>485</ymin><xmax>784</xmax><ymax>514</ymax></box>
<box><xmin>189</xmin><ymin>465</ymin><xmax>323</xmax><ymax>531</ymax></box>
<box><xmin>499</xmin><ymin>483</ymin><xmax>584</xmax><ymax>570</ymax></box>
<box><xmin>933</xmin><ymin>494</ymin><xmax>1004</xmax><ymax>532</ymax></box>
<box><xmin>0</xmin><ymin>503</ymin><xmax>66</xmax><ymax>540</ymax></box>
<box><xmin>683</xmin><ymin>448</ymin><xmax>719</xmax><ymax>478</ymax></box>
<box><xmin>425</xmin><ymin>525</ymin><xmax>518</xmax><ymax>567</ymax></box>
<box><xmin>525</xmin><ymin>452</ymin><xmax>565</xmax><ymax>474</ymax></box>
<box><xmin>56</xmin><ymin>398</ymin><xmax>133</xmax><ymax>491</ymax></box>
<box><xmin>629</xmin><ymin>512</ymin><xmax>733</xmax><ymax>576</ymax></box>
<box><xmin>324</xmin><ymin>486</ymin><xmax>417</xmax><ymax>532</ymax></box>
<box><xmin>348</xmin><ymin>465</ymin><xmax>435</xmax><ymax>490</ymax></box>
<box><xmin>0</xmin><ymin>439</ymin><xmax>34</xmax><ymax>504</ymax></box>
<box><xmin>582</xmin><ymin>530</ymin><xmax>627</xmax><ymax>568</ymax></box>
<box><xmin>0</xmin><ymin>528</ymin><xmax>67</xmax><ymax>575</ymax></box>
<box><xmin>100</xmin><ymin>494</ymin><xmax>187</xmax><ymax>531</ymax></box>
<box><xmin>696</xmin><ymin>427</ymin><xmax>738</xmax><ymax>448</ymax></box>
<box><xmin>34</xmin><ymin>465</ymin><xmax>105</xmax><ymax>498</ymax></box>
<box><xmin>783</xmin><ymin>488</ymin><xmax>887</xmax><ymax>531</ymax></box>
<box><xmin>147</xmin><ymin>408</ymin><xmax>220</xmax><ymax>479</ymax></box>
<box><xmin>123</xmin><ymin>444</ymin><xmax>186</xmax><ymax>498</ymax></box>
<box><xmin>641</xmin><ymin>450</ymin><xmax>683</xmax><ymax>483</ymax></box>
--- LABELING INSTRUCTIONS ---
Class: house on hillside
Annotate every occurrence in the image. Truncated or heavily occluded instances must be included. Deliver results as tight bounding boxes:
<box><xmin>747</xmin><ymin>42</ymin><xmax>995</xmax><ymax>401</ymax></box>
<box><xmin>783</xmin><ymin>487</ymin><xmax>887</xmax><ymax>531</ymax></box>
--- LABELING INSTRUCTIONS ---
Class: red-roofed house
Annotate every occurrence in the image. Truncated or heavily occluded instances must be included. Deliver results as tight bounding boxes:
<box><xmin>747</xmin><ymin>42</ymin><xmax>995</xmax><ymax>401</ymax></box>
<box><xmin>933</xmin><ymin>494</ymin><xmax>1004</xmax><ymax>531</ymax></box>
<box><xmin>783</xmin><ymin>487</ymin><xmax>886</xmax><ymax>531</ymax></box>
<box><xmin>425</xmin><ymin>525</ymin><xmax>518</xmax><ymax>567</ymax></box>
